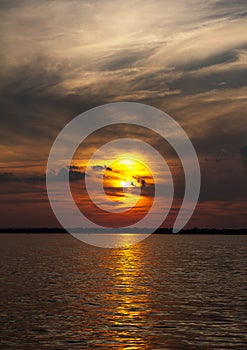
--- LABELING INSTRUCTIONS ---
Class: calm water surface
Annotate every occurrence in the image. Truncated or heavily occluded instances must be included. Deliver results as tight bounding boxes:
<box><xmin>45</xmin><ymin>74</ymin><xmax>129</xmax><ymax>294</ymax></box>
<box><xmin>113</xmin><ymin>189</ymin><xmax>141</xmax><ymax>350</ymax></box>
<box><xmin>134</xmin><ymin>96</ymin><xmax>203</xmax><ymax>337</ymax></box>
<box><xmin>0</xmin><ymin>234</ymin><xmax>246</xmax><ymax>349</ymax></box>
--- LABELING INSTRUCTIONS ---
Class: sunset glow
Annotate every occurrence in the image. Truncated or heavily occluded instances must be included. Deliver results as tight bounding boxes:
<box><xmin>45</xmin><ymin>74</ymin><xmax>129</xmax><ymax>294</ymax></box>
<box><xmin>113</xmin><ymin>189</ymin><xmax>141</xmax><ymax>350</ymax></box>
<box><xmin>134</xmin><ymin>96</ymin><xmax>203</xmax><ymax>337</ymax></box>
<box><xmin>0</xmin><ymin>2</ymin><xmax>246</xmax><ymax>350</ymax></box>
<box><xmin>0</xmin><ymin>0</ymin><xmax>246</xmax><ymax>228</ymax></box>
<box><xmin>104</xmin><ymin>158</ymin><xmax>151</xmax><ymax>192</ymax></box>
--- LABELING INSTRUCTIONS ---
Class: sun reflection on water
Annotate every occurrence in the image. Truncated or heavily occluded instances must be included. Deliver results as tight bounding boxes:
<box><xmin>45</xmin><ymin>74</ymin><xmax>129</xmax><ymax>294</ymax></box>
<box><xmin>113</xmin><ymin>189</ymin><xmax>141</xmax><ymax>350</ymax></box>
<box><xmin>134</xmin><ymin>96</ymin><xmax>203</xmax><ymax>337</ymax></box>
<box><xmin>100</xmin><ymin>244</ymin><xmax>151</xmax><ymax>349</ymax></box>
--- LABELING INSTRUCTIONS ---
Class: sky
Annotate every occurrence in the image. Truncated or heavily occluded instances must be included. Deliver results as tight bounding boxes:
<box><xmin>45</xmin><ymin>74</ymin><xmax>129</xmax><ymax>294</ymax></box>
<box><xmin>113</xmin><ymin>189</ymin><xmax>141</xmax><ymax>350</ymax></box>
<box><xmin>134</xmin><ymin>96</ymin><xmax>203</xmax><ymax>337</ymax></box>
<box><xmin>0</xmin><ymin>0</ymin><xmax>247</xmax><ymax>228</ymax></box>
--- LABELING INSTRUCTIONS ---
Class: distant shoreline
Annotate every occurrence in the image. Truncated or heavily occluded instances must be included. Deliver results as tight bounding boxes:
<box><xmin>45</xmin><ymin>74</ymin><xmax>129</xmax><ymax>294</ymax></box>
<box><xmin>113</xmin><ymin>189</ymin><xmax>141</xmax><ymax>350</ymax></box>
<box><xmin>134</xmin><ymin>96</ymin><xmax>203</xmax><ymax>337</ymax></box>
<box><xmin>0</xmin><ymin>228</ymin><xmax>246</xmax><ymax>234</ymax></box>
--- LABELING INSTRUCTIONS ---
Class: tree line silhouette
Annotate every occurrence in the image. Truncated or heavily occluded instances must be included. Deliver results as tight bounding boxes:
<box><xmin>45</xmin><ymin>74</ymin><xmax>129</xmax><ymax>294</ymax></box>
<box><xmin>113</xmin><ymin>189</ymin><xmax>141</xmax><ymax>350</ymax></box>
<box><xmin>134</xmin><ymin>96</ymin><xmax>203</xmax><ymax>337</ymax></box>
<box><xmin>0</xmin><ymin>227</ymin><xmax>246</xmax><ymax>234</ymax></box>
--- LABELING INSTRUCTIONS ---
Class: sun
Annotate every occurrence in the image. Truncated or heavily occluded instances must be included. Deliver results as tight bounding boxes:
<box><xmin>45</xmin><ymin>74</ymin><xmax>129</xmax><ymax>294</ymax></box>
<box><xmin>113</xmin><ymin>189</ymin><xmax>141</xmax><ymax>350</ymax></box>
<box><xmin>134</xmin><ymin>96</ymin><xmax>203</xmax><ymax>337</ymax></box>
<box><xmin>117</xmin><ymin>158</ymin><xmax>139</xmax><ymax>189</ymax></box>
<box><xmin>103</xmin><ymin>157</ymin><xmax>152</xmax><ymax>195</ymax></box>
<box><xmin>120</xmin><ymin>180</ymin><xmax>134</xmax><ymax>188</ymax></box>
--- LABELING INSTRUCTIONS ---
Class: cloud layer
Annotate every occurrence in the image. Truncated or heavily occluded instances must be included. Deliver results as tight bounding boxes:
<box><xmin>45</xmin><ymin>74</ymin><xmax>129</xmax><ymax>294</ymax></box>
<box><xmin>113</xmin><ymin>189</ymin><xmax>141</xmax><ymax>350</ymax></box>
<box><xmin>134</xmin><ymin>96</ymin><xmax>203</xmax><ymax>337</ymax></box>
<box><xmin>0</xmin><ymin>0</ymin><xmax>246</xmax><ymax>227</ymax></box>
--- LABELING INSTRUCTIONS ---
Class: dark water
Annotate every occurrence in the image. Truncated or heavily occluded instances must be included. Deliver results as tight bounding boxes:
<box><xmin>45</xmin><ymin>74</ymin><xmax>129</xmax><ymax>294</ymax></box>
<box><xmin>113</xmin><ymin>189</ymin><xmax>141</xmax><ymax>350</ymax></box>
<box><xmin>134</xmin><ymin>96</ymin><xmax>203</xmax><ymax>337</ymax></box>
<box><xmin>0</xmin><ymin>234</ymin><xmax>246</xmax><ymax>349</ymax></box>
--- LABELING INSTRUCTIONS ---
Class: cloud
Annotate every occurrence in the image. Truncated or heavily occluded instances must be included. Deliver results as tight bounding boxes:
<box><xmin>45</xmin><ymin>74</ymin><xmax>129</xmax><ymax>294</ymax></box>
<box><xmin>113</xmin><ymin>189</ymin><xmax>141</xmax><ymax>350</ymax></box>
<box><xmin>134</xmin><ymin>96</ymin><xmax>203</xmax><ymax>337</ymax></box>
<box><xmin>0</xmin><ymin>0</ymin><xmax>246</xmax><ymax>227</ymax></box>
<box><xmin>91</xmin><ymin>165</ymin><xmax>112</xmax><ymax>172</ymax></box>
<box><xmin>97</xmin><ymin>47</ymin><xmax>157</xmax><ymax>72</ymax></box>
<box><xmin>69</xmin><ymin>165</ymin><xmax>81</xmax><ymax>170</ymax></box>
<box><xmin>47</xmin><ymin>168</ymin><xmax>86</xmax><ymax>182</ymax></box>
<box><xmin>91</xmin><ymin>165</ymin><xmax>105</xmax><ymax>172</ymax></box>
<box><xmin>0</xmin><ymin>172</ymin><xmax>20</xmax><ymax>182</ymax></box>
<box><xmin>168</xmin><ymin>66</ymin><xmax>247</xmax><ymax>95</ymax></box>
<box><xmin>133</xmin><ymin>175</ymin><xmax>146</xmax><ymax>187</ymax></box>
<box><xmin>240</xmin><ymin>145</ymin><xmax>247</xmax><ymax>172</ymax></box>
<box><xmin>0</xmin><ymin>168</ymin><xmax>85</xmax><ymax>184</ymax></box>
<box><xmin>26</xmin><ymin>175</ymin><xmax>46</xmax><ymax>184</ymax></box>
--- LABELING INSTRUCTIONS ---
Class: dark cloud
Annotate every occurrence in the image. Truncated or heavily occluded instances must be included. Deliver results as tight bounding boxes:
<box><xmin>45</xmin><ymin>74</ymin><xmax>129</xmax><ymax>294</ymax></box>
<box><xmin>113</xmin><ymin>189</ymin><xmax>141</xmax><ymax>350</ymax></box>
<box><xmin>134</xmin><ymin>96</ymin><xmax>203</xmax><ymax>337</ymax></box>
<box><xmin>0</xmin><ymin>0</ymin><xmax>246</xmax><ymax>227</ymax></box>
<box><xmin>69</xmin><ymin>170</ymin><xmax>86</xmax><ymax>182</ymax></box>
<box><xmin>0</xmin><ymin>168</ymin><xmax>85</xmax><ymax>185</ymax></box>
<box><xmin>0</xmin><ymin>59</ymin><xmax>111</xmax><ymax>152</ymax></box>
<box><xmin>98</xmin><ymin>47</ymin><xmax>156</xmax><ymax>71</ymax></box>
<box><xmin>179</xmin><ymin>50</ymin><xmax>239</xmax><ymax>72</ymax></box>
<box><xmin>133</xmin><ymin>176</ymin><xmax>146</xmax><ymax>187</ymax></box>
<box><xmin>0</xmin><ymin>172</ymin><xmax>20</xmax><ymax>182</ymax></box>
<box><xmin>26</xmin><ymin>175</ymin><xmax>46</xmax><ymax>184</ymax></box>
<box><xmin>91</xmin><ymin>165</ymin><xmax>112</xmax><ymax>172</ymax></box>
<box><xmin>0</xmin><ymin>0</ymin><xmax>29</xmax><ymax>8</ymax></box>
<box><xmin>215</xmin><ymin>0</ymin><xmax>247</xmax><ymax>10</ymax></box>
<box><xmin>130</xmin><ymin>69</ymin><xmax>169</xmax><ymax>92</ymax></box>
<box><xmin>168</xmin><ymin>67</ymin><xmax>247</xmax><ymax>95</ymax></box>
<box><xmin>69</xmin><ymin>165</ymin><xmax>80</xmax><ymax>170</ymax></box>
<box><xmin>91</xmin><ymin>165</ymin><xmax>105</xmax><ymax>171</ymax></box>
<box><xmin>48</xmin><ymin>168</ymin><xmax>86</xmax><ymax>182</ymax></box>
<box><xmin>240</xmin><ymin>145</ymin><xmax>247</xmax><ymax>172</ymax></box>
